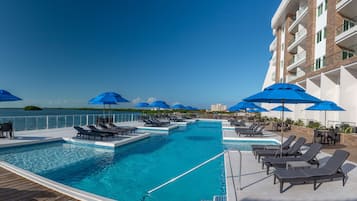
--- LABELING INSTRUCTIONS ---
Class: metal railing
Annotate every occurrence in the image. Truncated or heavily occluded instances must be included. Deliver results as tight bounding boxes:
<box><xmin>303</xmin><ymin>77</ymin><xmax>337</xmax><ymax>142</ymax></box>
<box><xmin>0</xmin><ymin>112</ymin><xmax>142</xmax><ymax>131</ymax></box>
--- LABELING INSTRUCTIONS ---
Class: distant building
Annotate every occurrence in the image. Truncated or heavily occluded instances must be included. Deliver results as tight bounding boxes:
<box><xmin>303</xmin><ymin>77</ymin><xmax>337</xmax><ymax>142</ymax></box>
<box><xmin>263</xmin><ymin>0</ymin><xmax>357</xmax><ymax>126</ymax></box>
<box><xmin>211</xmin><ymin>104</ymin><xmax>227</xmax><ymax>112</ymax></box>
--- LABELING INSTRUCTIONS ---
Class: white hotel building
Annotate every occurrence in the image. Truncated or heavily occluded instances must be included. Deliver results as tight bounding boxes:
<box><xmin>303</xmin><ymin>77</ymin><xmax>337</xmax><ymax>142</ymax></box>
<box><xmin>262</xmin><ymin>0</ymin><xmax>357</xmax><ymax>126</ymax></box>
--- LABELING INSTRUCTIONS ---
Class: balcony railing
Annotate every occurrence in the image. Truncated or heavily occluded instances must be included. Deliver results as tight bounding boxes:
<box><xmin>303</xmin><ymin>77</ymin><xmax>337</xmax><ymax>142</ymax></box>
<box><xmin>336</xmin><ymin>19</ymin><xmax>355</xmax><ymax>35</ymax></box>
<box><xmin>0</xmin><ymin>112</ymin><xmax>142</xmax><ymax>131</ymax></box>
<box><xmin>309</xmin><ymin>48</ymin><xmax>356</xmax><ymax>72</ymax></box>
<box><xmin>288</xmin><ymin>28</ymin><xmax>307</xmax><ymax>47</ymax></box>
<box><xmin>288</xmin><ymin>7</ymin><xmax>308</xmax><ymax>32</ymax></box>
<box><xmin>288</xmin><ymin>51</ymin><xmax>306</xmax><ymax>67</ymax></box>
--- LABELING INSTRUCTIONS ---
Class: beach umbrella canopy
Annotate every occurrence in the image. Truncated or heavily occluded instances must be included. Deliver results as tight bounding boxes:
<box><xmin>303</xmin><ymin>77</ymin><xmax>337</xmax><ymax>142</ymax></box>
<box><xmin>172</xmin><ymin>104</ymin><xmax>186</xmax><ymax>110</ymax></box>
<box><xmin>271</xmin><ymin>105</ymin><xmax>292</xmax><ymax>112</ymax></box>
<box><xmin>305</xmin><ymin>100</ymin><xmax>345</xmax><ymax>127</ymax></box>
<box><xmin>149</xmin><ymin>100</ymin><xmax>170</xmax><ymax>109</ymax></box>
<box><xmin>247</xmin><ymin>107</ymin><xmax>268</xmax><ymax>113</ymax></box>
<box><xmin>244</xmin><ymin>83</ymin><xmax>321</xmax><ymax>104</ymax></box>
<box><xmin>228</xmin><ymin>101</ymin><xmax>264</xmax><ymax>112</ymax></box>
<box><xmin>0</xmin><ymin>90</ymin><xmax>22</xmax><ymax>102</ymax></box>
<box><xmin>244</xmin><ymin>83</ymin><xmax>321</xmax><ymax>156</ymax></box>
<box><xmin>135</xmin><ymin>102</ymin><xmax>150</xmax><ymax>108</ymax></box>
<box><xmin>89</xmin><ymin>92</ymin><xmax>129</xmax><ymax>119</ymax></box>
<box><xmin>89</xmin><ymin>92</ymin><xmax>129</xmax><ymax>105</ymax></box>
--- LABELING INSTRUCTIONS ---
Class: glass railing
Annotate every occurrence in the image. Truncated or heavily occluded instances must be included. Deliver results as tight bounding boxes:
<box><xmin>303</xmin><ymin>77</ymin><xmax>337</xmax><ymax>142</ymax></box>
<box><xmin>288</xmin><ymin>51</ymin><xmax>306</xmax><ymax>66</ymax></box>
<box><xmin>0</xmin><ymin>112</ymin><xmax>142</xmax><ymax>131</ymax></box>
<box><xmin>288</xmin><ymin>29</ymin><xmax>307</xmax><ymax>47</ymax></box>
<box><xmin>336</xmin><ymin>19</ymin><xmax>356</xmax><ymax>35</ymax></box>
<box><xmin>310</xmin><ymin>48</ymin><xmax>356</xmax><ymax>72</ymax></box>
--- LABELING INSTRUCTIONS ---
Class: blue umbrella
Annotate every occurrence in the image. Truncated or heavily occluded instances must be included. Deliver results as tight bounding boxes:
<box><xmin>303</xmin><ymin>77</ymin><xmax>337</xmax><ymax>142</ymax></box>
<box><xmin>172</xmin><ymin>104</ymin><xmax>186</xmax><ymax>110</ymax></box>
<box><xmin>305</xmin><ymin>100</ymin><xmax>345</xmax><ymax>127</ymax></box>
<box><xmin>244</xmin><ymin>83</ymin><xmax>321</xmax><ymax>156</ymax></box>
<box><xmin>271</xmin><ymin>105</ymin><xmax>292</xmax><ymax>112</ymax></box>
<box><xmin>135</xmin><ymin>102</ymin><xmax>150</xmax><ymax>108</ymax></box>
<box><xmin>247</xmin><ymin>107</ymin><xmax>268</xmax><ymax>113</ymax></box>
<box><xmin>89</xmin><ymin>92</ymin><xmax>129</xmax><ymax>118</ymax></box>
<box><xmin>0</xmin><ymin>90</ymin><xmax>22</xmax><ymax>102</ymax></box>
<box><xmin>89</xmin><ymin>92</ymin><xmax>129</xmax><ymax>105</ymax></box>
<box><xmin>229</xmin><ymin>101</ymin><xmax>266</xmax><ymax>112</ymax></box>
<box><xmin>149</xmin><ymin>100</ymin><xmax>170</xmax><ymax>109</ymax></box>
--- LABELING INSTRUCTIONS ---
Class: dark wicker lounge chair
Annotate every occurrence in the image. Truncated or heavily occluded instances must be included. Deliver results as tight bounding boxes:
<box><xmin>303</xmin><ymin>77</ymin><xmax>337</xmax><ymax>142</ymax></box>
<box><xmin>74</xmin><ymin>126</ymin><xmax>113</xmax><ymax>140</ymax></box>
<box><xmin>108</xmin><ymin>122</ymin><xmax>137</xmax><ymax>133</ymax></box>
<box><xmin>274</xmin><ymin>150</ymin><xmax>350</xmax><ymax>193</ymax></box>
<box><xmin>263</xmin><ymin>143</ymin><xmax>322</xmax><ymax>174</ymax></box>
<box><xmin>256</xmin><ymin>137</ymin><xmax>306</xmax><ymax>162</ymax></box>
<box><xmin>238</xmin><ymin>125</ymin><xmax>265</xmax><ymax>136</ymax></box>
<box><xmin>251</xmin><ymin>135</ymin><xmax>296</xmax><ymax>156</ymax></box>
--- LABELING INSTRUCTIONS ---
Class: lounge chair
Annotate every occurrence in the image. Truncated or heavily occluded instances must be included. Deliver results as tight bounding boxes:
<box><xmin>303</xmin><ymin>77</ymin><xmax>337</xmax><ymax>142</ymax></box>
<box><xmin>143</xmin><ymin>119</ymin><xmax>169</xmax><ymax>127</ymax></box>
<box><xmin>238</xmin><ymin>125</ymin><xmax>265</xmax><ymax>137</ymax></box>
<box><xmin>274</xmin><ymin>150</ymin><xmax>350</xmax><ymax>193</ymax></box>
<box><xmin>235</xmin><ymin>124</ymin><xmax>258</xmax><ymax>133</ymax></box>
<box><xmin>73</xmin><ymin>126</ymin><xmax>112</xmax><ymax>140</ymax></box>
<box><xmin>262</xmin><ymin>143</ymin><xmax>322</xmax><ymax>174</ymax></box>
<box><xmin>108</xmin><ymin>122</ymin><xmax>137</xmax><ymax>133</ymax></box>
<box><xmin>251</xmin><ymin>135</ymin><xmax>296</xmax><ymax>156</ymax></box>
<box><xmin>87</xmin><ymin>125</ymin><xmax>117</xmax><ymax>136</ymax></box>
<box><xmin>255</xmin><ymin>137</ymin><xmax>306</xmax><ymax>162</ymax></box>
<box><xmin>98</xmin><ymin>123</ymin><xmax>128</xmax><ymax>135</ymax></box>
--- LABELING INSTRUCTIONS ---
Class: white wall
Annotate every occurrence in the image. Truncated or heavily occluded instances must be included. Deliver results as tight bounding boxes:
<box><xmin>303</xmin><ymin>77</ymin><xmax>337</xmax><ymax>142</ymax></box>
<box><xmin>320</xmin><ymin>73</ymin><xmax>341</xmax><ymax>126</ymax></box>
<box><xmin>306</xmin><ymin>78</ymin><xmax>322</xmax><ymax>123</ymax></box>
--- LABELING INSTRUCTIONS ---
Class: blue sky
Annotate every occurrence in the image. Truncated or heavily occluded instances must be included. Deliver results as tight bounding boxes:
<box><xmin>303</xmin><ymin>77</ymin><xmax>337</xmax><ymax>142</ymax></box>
<box><xmin>0</xmin><ymin>0</ymin><xmax>280</xmax><ymax>109</ymax></box>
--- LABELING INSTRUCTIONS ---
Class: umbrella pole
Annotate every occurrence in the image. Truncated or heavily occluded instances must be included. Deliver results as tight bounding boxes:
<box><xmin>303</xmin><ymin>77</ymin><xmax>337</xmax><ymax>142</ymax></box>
<box><xmin>280</xmin><ymin>102</ymin><xmax>284</xmax><ymax>157</ymax></box>
<box><xmin>325</xmin><ymin>110</ymin><xmax>327</xmax><ymax>128</ymax></box>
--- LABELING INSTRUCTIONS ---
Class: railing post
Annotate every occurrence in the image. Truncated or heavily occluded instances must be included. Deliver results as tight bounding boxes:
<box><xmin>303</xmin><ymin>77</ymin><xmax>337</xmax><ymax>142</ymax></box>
<box><xmin>113</xmin><ymin>114</ymin><xmax>116</xmax><ymax>123</ymax></box>
<box><xmin>56</xmin><ymin>116</ymin><xmax>58</xmax><ymax>128</ymax></box>
<box><xmin>131</xmin><ymin>113</ymin><xmax>134</xmax><ymax>122</ymax></box>
<box><xmin>86</xmin><ymin>115</ymin><xmax>89</xmax><ymax>125</ymax></box>
<box><xmin>72</xmin><ymin>115</ymin><xmax>75</xmax><ymax>126</ymax></box>
<box><xmin>46</xmin><ymin>116</ymin><xmax>49</xmax><ymax>129</ymax></box>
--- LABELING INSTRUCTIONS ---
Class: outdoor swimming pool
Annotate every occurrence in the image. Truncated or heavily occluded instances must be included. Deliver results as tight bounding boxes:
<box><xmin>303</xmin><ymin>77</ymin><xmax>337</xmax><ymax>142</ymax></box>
<box><xmin>0</xmin><ymin>121</ymin><xmax>225</xmax><ymax>201</ymax></box>
<box><xmin>0</xmin><ymin>121</ymin><xmax>280</xmax><ymax>201</ymax></box>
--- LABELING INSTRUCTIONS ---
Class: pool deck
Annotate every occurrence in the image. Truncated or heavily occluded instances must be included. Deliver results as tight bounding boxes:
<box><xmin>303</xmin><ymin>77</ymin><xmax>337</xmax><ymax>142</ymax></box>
<box><xmin>0</xmin><ymin>166</ymin><xmax>79</xmax><ymax>201</ymax></box>
<box><xmin>223</xmin><ymin>123</ymin><xmax>357</xmax><ymax>201</ymax></box>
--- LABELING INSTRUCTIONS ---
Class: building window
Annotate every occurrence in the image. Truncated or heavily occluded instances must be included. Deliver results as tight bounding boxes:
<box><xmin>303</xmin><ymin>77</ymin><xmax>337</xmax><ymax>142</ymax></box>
<box><xmin>315</xmin><ymin>58</ymin><xmax>321</xmax><ymax>70</ymax></box>
<box><xmin>342</xmin><ymin>50</ymin><xmax>354</xmax><ymax>60</ymax></box>
<box><xmin>322</xmin><ymin>55</ymin><xmax>326</xmax><ymax>66</ymax></box>
<box><xmin>317</xmin><ymin>3</ymin><xmax>323</xmax><ymax>16</ymax></box>
<box><xmin>325</xmin><ymin>0</ymin><xmax>328</xmax><ymax>10</ymax></box>
<box><xmin>343</xmin><ymin>19</ymin><xmax>355</xmax><ymax>32</ymax></box>
<box><xmin>323</xmin><ymin>27</ymin><xmax>327</xmax><ymax>38</ymax></box>
<box><xmin>316</xmin><ymin>30</ymin><xmax>322</xmax><ymax>43</ymax></box>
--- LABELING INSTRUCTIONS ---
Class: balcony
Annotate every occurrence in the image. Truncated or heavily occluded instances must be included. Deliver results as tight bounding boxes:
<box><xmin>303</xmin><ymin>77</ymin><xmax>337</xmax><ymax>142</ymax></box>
<box><xmin>287</xmin><ymin>51</ymin><xmax>306</xmax><ymax>71</ymax></box>
<box><xmin>288</xmin><ymin>6</ymin><xmax>308</xmax><ymax>33</ymax></box>
<box><xmin>269</xmin><ymin>38</ymin><xmax>277</xmax><ymax>52</ymax></box>
<box><xmin>336</xmin><ymin>0</ymin><xmax>357</xmax><ymax>19</ymax></box>
<box><xmin>287</xmin><ymin>28</ymin><xmax>307</xmax><ymax>53</ymax></box>
<box><xmin>335</xmin><ymin>20</ymin><xmax>357</xmax><ymax>49</ymax></box>
<box><xmin>286</xmin><ymin>67</ymin><xmax>306</xmax><ymax>83</ymax></box>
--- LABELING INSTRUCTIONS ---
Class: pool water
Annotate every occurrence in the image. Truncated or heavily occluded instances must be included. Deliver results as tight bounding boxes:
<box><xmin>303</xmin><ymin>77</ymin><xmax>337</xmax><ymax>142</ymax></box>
<box><xmin>0</xmin><ymin>121</ymin><xmax>225</xmax><ymax>201</ymax></box>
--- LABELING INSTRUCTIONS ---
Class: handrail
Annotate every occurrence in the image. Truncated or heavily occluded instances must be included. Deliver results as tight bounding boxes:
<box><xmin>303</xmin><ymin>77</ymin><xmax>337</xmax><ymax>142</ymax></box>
<box><xmin>142</xmin><ymin>151</ymin><xmax>225</xmax><ymax>200</ymax></box>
